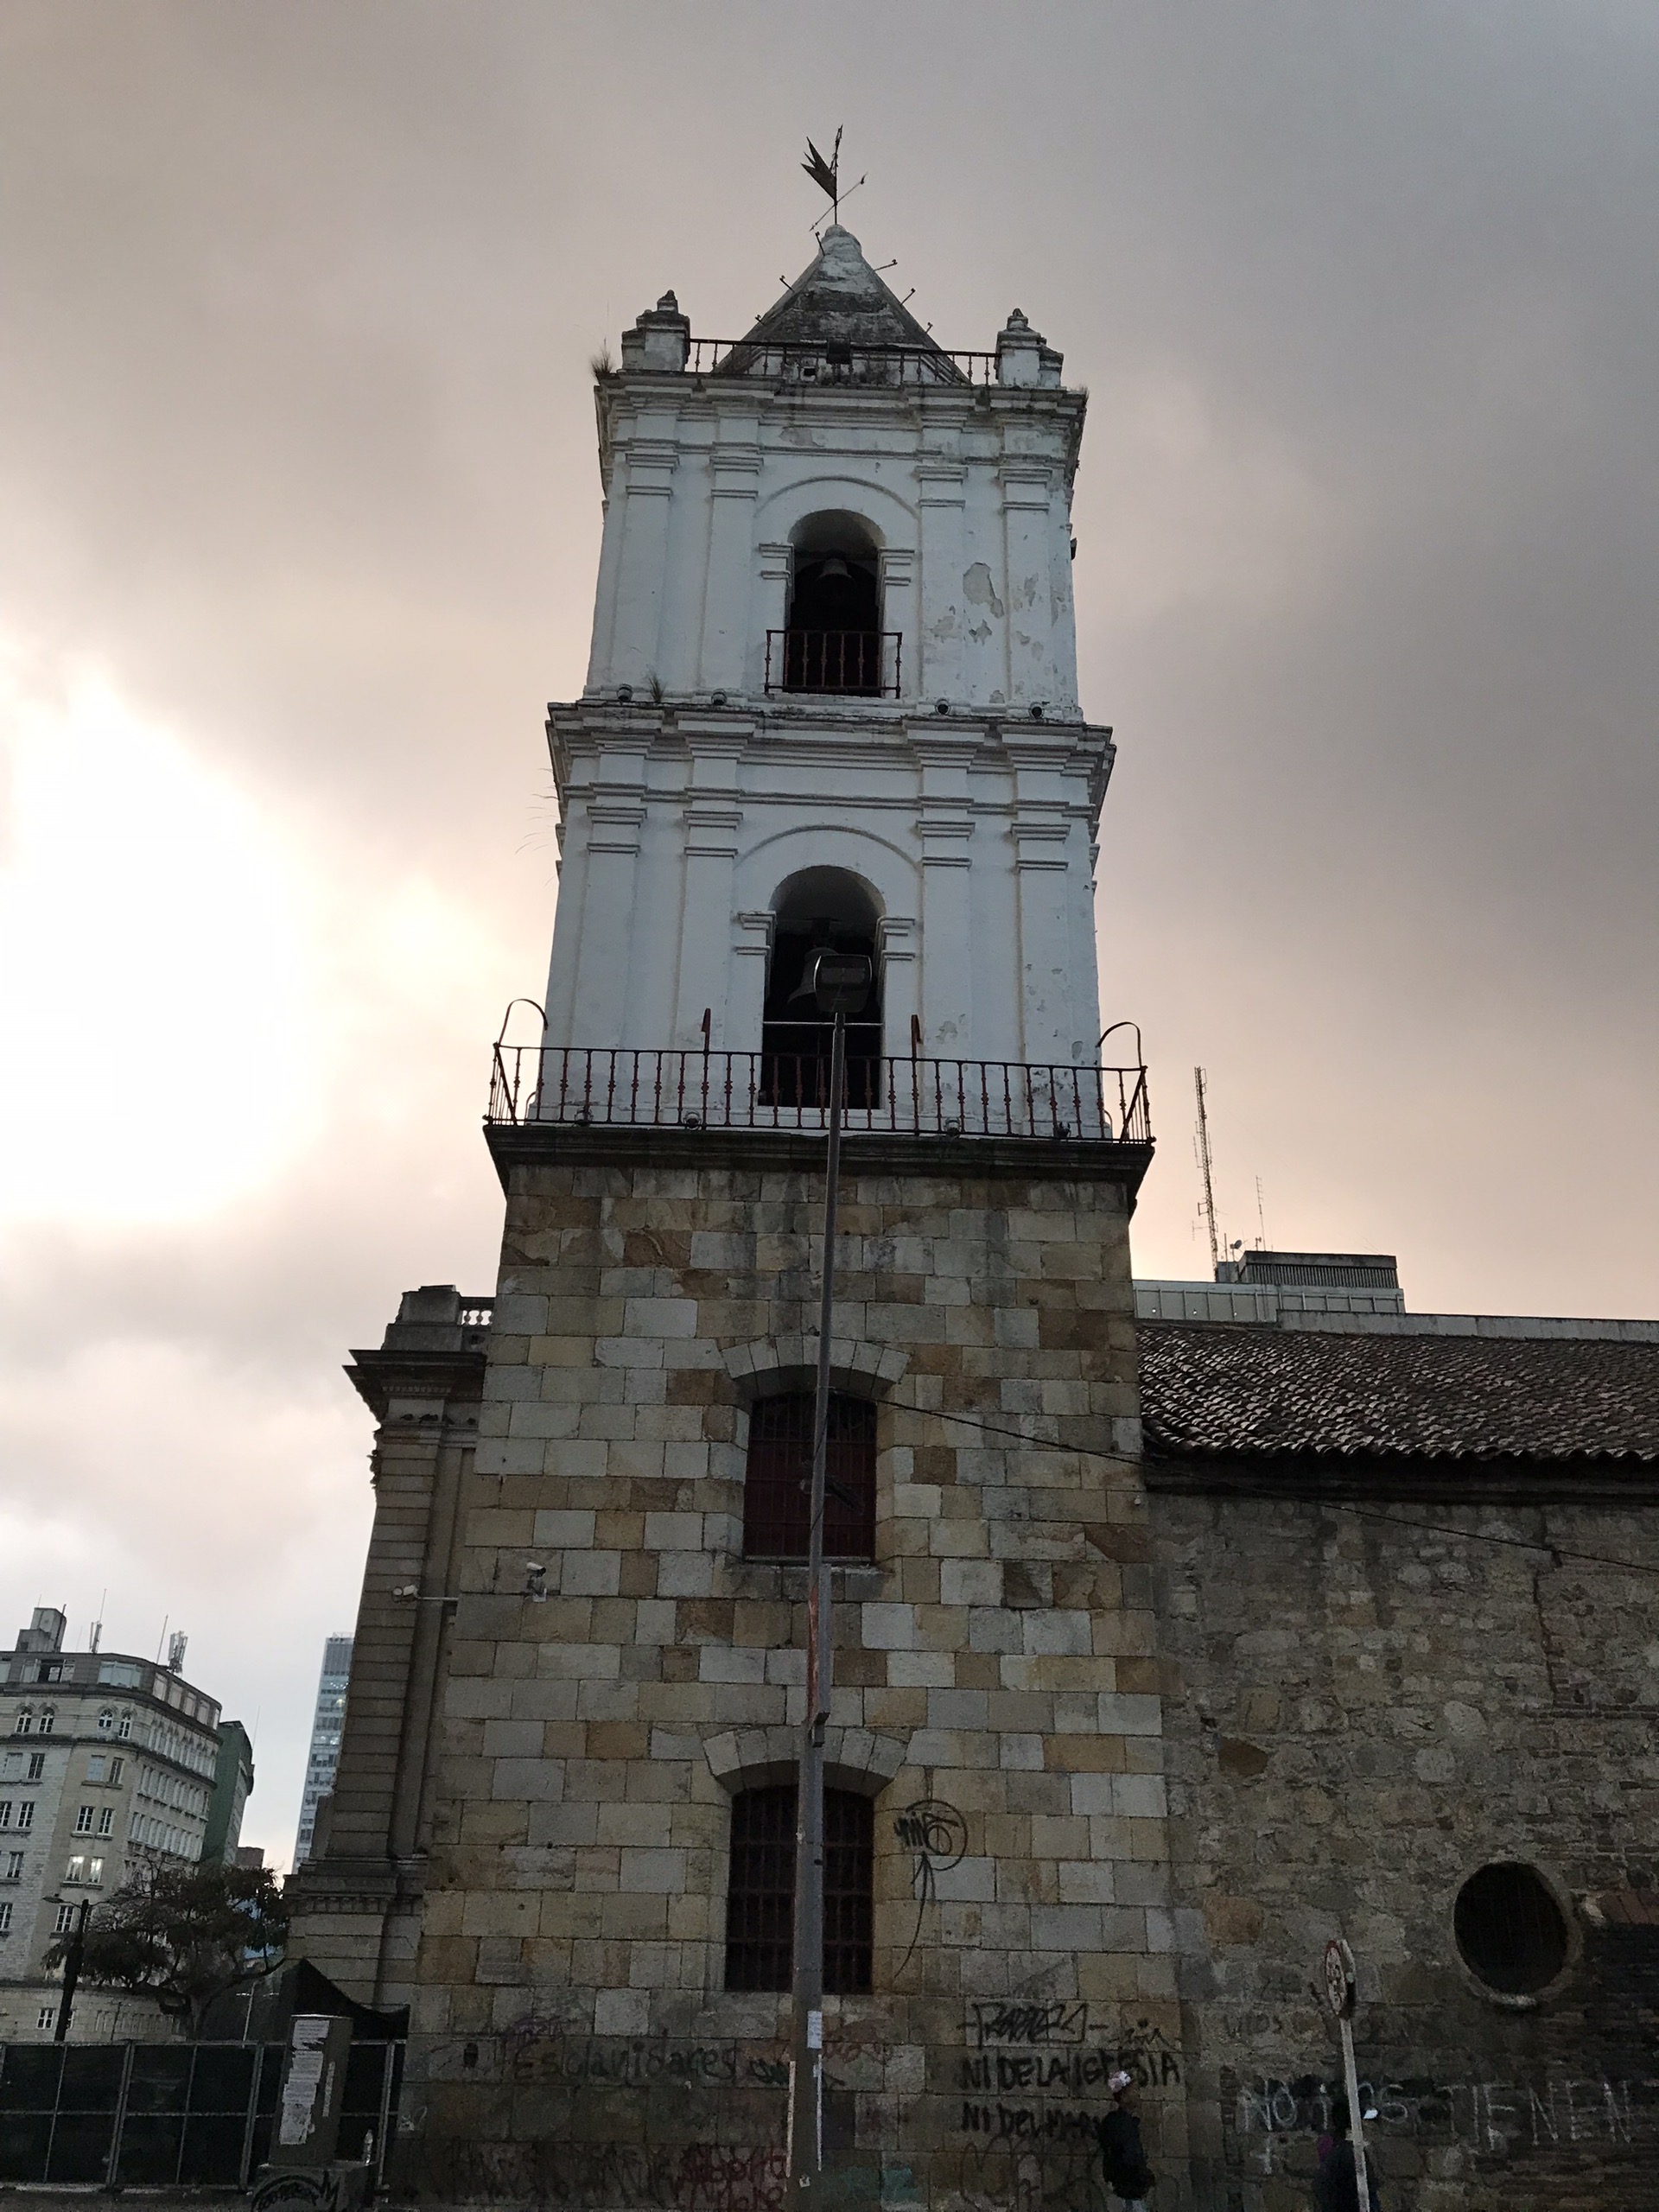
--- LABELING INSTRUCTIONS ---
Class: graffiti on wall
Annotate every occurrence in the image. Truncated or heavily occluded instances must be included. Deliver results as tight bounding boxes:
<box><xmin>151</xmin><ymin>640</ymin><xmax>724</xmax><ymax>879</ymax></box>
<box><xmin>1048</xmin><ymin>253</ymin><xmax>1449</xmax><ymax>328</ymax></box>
<box><xmin>1231</xmin><ymin>2070</ymin><xmax>1659</xmax><ymax>2173</ymax></box>
<box><xmin>893</xmin><ymin>1797</ymin><xmax>969</xmax><ymax>1976</ymax></box>
<box><xmin>496</xmin><ymin>2023</ymin><xmax>893</xmax><ymax>2094</ymax></box>
<box><xmin>438</xmin><ymin>2139</ymin><xmax>788</xmax><ymax>2211</ymax></box>
<box><xmin>963</xmin><ymin>2004</ymin><xmax>1182</xmax><ymax>2090</ymax></box>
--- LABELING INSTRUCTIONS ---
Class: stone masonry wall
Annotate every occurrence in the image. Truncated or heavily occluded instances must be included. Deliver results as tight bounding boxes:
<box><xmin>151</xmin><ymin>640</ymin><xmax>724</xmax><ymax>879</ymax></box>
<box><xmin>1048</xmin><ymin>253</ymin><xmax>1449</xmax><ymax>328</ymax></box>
<box><xmin>397</xmin><ymin>1136</ymin><xmax>1188</xmax><ymax>2211</ymax></box>
<box><xmin>1153</xmin><ymin>1481</ymin><xmax>1659</xmax><ymax>2212</ymax></box>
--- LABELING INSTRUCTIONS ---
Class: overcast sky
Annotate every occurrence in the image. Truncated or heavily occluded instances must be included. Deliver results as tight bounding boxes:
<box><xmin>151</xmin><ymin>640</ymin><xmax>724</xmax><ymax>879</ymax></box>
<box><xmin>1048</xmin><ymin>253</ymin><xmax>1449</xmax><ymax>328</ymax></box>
<box><xmin>3</xmin><ymin>3</ymin><xmax>1656</xmax><ymax>1866</ymax></box>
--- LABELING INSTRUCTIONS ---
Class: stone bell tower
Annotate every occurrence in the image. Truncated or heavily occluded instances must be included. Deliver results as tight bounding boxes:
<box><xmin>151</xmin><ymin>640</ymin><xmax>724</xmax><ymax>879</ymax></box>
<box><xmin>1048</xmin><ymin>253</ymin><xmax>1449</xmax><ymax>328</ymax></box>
<box><xmin>289</xmin><ymin>223</ymin><xmax>1184</xmax><ymax>2211</ymax></box>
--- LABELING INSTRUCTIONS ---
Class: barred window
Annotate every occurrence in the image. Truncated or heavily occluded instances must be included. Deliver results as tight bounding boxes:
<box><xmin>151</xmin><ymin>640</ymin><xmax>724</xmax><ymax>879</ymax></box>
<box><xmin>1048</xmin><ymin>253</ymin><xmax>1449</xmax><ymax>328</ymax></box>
<box><xmin>723</xmin><ymin>1783</ymin><xmax>873</xmax><ymax>1994</ymax></box>
<box><xmin>743</xmin><ymin>1393</ymin><xmax>875</xmax><ymax>1561</ymax></box>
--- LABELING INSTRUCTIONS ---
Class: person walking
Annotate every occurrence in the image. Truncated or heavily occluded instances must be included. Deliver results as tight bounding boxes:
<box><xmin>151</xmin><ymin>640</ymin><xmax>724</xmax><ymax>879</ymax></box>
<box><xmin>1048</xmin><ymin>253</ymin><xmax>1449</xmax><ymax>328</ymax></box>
<box><xmin>1095</xmin><ymin>2070</ymin><xmax>1154</xmax><ymax>2209</ymax></box>
<box><xmin>1313</xmin><ymin>2096</ymin><xmax>1380</xmax><ymax>2211</ymax></box>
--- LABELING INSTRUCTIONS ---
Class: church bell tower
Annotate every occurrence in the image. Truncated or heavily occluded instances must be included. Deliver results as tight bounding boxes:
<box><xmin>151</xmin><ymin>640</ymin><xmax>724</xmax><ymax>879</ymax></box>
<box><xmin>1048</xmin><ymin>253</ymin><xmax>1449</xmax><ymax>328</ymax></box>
<box><xmin>539</xmin><ymin>222</ymin><xmax>1111</xmax><ymax>1089</ymax></box>
<box><xmin>289</xmin><ymin>221</ymin><xmax>1181</xmax><ymax>2211</ymax></box>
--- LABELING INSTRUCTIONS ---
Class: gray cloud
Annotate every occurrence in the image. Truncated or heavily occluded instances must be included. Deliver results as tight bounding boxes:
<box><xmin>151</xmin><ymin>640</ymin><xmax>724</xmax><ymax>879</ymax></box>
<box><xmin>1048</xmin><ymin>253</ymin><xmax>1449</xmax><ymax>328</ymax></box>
<box><xmin>3</xmin><ymin>2</ymin><xmax>1656</xmax><ymax>1854</ymax></box>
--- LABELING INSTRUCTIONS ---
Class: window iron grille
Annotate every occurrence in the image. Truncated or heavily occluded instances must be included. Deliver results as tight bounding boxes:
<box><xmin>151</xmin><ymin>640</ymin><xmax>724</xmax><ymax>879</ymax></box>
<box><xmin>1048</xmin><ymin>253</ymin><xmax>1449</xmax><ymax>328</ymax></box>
<box><xmin>743</xmin><ymin>1393</ymin><xmax>875</xmax><ymax>1563</ymax></box>
<box><xmin>723</xmin><ymin>1783</ymin><xmax>872</xmax><ymax>1995</ymax></box>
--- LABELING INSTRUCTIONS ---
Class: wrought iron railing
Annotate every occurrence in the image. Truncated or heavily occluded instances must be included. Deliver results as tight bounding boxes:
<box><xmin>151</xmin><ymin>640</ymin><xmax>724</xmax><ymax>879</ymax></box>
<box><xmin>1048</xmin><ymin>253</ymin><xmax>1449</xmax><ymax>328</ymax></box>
<box><xmin>488</xmin><ymin>1047</ymin><xmax>1151</xmax><ymax>1146</ymax></box>
<box><xmin>765</xmin><ymin>630</ymin><xmax>900</xmax><ymax>697</ymax></box>
<box><xmin>684</xmin><ymin>337</ymin><xmax>998</xmax><ymax>385</ymax></box>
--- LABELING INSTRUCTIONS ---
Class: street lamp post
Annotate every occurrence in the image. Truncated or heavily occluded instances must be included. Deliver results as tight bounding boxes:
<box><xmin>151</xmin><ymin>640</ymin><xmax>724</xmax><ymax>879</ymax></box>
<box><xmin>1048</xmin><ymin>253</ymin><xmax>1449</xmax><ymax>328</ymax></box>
<box><xmin>54</xmin><ymin>1897</ymin><xmax>92</xmax><ymax>2044</ymax></box>
<box><xmin>787</xmin><ymin>952</ymin><xmax>871</xmax><ymax>2203</ymax></box>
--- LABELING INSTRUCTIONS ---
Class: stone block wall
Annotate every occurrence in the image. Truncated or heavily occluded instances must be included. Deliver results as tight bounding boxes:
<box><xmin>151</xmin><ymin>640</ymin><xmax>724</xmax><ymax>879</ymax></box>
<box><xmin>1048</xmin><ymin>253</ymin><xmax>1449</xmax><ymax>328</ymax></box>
<box><xmin>1152</xmin><ymin>1481</ymin><xmax>1659</xmax><ymax>2212</ymax></box>
<box><xmin>398</xmin><ymin>1131</ymin><xmax>1188</xmax><ymax>2210</ymax></box>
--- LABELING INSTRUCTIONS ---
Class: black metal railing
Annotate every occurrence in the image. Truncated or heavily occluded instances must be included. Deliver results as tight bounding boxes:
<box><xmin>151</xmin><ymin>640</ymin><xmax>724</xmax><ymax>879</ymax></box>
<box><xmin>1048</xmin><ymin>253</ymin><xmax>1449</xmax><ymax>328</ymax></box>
<box><xmin>489</xmin><ymin>1047</ymin><xmax>1151</xmax><ymax>1146</ymax></box>
<box><xmin>685</xmin><ymin>337</ymin><xmax>997</xmax><ymax>386</ymax></box>
<box><xmin>765</xmin><ymin>630</ymin><xmax>900</xmax><ymax>697</ymax></box>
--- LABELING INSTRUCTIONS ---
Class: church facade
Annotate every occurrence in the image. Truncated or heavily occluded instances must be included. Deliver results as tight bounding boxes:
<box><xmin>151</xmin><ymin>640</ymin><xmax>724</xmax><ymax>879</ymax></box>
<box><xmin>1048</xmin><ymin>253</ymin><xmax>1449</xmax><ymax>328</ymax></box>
<box><xmin>287</xmin><ymin>228</ymin><xmax>1659</xmax><ymax>2212</ymax></box>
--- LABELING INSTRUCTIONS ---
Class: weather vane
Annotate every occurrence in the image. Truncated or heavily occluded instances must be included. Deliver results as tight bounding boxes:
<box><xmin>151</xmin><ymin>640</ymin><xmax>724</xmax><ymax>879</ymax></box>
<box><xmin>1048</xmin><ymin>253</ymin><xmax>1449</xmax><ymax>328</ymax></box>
<box><xmin>802</xmin><ymin>129</ymin><xmax>867</xmax><ymax>229</ymax></box>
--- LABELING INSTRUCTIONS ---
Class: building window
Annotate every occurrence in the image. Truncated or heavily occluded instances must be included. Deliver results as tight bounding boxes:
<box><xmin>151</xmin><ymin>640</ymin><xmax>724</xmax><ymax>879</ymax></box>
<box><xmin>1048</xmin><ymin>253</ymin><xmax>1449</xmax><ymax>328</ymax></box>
<box><xmin>38</xmin><ymin>1711</ymin><xmax>54</xmax><ymax>1734</ymax></box>
<box><xmin>36</xmin><ymin>1662</ymin><xmax>64</xmax><ymax>1685</ymax></box>
<box><xmin>88</xmin><ymin>1857</ymin><xmax>105</xmax><ymax>1885</ymax></box>
<box><xmin>97</xmin><ymin>1808</ymin><xmax>114</xmax><ymax>1837</ymax></box>
<box><xmin>3</xmin><ymin>1853</ymin><xmax>22</xmax><ymax>1880</ymax></box>
<box><xmin>1454</xmin><ymin>1863</ymin><xmax>1570</xmax><ymax>1996</ymax></box>
<box><xmin>760</xmin><ymin>867</ymin><xmax>884</xmax><ymax>1107</ymax></box>
<box><xmin>65</xmin><ymin>1857</ymin><xmax>85</xmax><ymax>1885</ymax></box>
<box><xmin>16</xmin><ymin>1712</ymin><xmax>32</xmax><ymax>1736</ymax></box>
<box><xmin>74</xmin><ymin>1806</ymin><xmax>94</xmax><ymax>1834</ymax></box>
<box><xmin>97</xmin><ymin>1709</ymin><xmax>115</xmax><ymax>1735</ymax></box>
<box><xmin>723</xmin><ymin>1783</ymin><xmax>874</xmax><ymax>1995</ymax></box>
<box><xmin>108</xmin><ymin>1759</ymin><xmax>123</xmax><ymax>1785</ymax></box>
<box><xmin>27</xmin><ymin>1755</ymin><xmax>44</xmax><ymax>1781</ymax></box>
<box><xmin>0</xmin><ymin>1803</ymin><xmax>10</xmax><ymax>1828</ymax></box>
<box><xmin>55</xmin><ymin>1902</ymin><xmax>76</xmax><ymax>1930</ymax></box>
<box><xmin>0</xmin><ymin>1902</ymin><xmax>10</xmax><ymax>1932</ymax></box>
<box><xmin>37</xmin><ymin>2007</ymin><xmax>56</xmax><ymax>2032</ymax></box>
<box><xmin>117</xmin><ymin>1713</ymin><xmax>132</xmax><ymax>1739</ymax></box>
<box><xmin>743</xmin><ymin>1392</ymin><xmax>877</xmax><ymax>1562</ymax></box>
<box><xmin>16</xmin><ymin>1805</ymin><xmax>33</xmax><ymax>1831</ymax></box>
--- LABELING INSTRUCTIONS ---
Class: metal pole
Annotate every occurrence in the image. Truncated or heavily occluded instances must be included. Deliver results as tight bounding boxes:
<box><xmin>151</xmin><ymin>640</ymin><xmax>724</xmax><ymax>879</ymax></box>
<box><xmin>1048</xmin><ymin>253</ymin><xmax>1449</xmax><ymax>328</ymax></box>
<box><xmin>788</xmin><ymin>1009</ymin><xmax>846</xmax><ymax>2201</ymax></box>
<box><xmin>54</xmin><ymin>1897</ymin><xmax>90</xmax><ymax>2042</ymax></box>
<box><xmin>1338</xmin><ymin>2014</ymin><xmax>1374</xmax><ymax>2210</ymax></box>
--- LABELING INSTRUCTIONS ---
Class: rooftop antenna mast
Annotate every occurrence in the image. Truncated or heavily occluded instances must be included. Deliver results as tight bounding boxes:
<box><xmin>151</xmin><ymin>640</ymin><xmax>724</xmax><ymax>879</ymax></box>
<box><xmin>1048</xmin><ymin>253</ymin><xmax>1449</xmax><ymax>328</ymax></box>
<box><xmin>1194</xmin><ymin>1067</ymin><xmax>1222</xmax><ymax>1279</ymax></box>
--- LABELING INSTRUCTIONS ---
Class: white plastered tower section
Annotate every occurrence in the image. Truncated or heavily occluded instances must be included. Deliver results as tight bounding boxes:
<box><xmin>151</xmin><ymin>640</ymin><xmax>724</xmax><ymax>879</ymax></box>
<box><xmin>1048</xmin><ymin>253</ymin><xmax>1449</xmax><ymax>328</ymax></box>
<box><xmin>540</xmin><ymin>226</ymin><xmax>1113</xmax><ymax>1075</ymax></box>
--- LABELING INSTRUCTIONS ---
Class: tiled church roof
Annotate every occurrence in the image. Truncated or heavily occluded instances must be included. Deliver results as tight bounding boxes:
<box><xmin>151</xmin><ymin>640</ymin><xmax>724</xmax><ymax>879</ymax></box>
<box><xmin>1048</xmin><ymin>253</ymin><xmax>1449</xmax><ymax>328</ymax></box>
<box><xmin>1138</xmin><ymin>1323</ymin><xmax>1659</xmax><ymax>1462</ymax></box>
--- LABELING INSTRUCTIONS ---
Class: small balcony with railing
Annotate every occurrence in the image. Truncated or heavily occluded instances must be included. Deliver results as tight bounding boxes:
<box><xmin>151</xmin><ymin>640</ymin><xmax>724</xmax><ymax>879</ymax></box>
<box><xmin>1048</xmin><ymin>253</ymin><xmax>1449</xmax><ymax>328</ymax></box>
<box><xmin>487</xmin><ymin>1043</ymin><xmax>1150</xmax><ymax>1149</ymax></box>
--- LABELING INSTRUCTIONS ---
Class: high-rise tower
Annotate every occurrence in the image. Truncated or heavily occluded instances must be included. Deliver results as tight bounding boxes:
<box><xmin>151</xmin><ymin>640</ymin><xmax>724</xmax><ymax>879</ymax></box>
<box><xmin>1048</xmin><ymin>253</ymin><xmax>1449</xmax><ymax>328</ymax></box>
<box><xmin>289</xmin><ymin>225</ymin><xmax>1176</xmax><ymax>2209</ymax></box>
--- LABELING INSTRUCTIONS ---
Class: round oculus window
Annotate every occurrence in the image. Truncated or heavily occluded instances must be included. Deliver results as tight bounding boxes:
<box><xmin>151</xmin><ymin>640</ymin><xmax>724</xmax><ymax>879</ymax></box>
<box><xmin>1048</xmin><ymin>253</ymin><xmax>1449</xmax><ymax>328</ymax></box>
<box><xmin>1453</xmin><ymin>1862</ymin><xmax>1570</xmax><ymax>1995</ymax></box>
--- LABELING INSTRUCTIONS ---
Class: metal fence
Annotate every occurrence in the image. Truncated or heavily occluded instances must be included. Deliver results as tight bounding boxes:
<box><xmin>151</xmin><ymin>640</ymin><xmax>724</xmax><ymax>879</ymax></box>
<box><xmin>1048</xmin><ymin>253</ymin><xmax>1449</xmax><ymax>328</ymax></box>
<box><xmin>0</xmin><ymin>2038</ymin><xmax>402</xmax><ymax>2189</ymax></box>
<box><xmin>489</xmin><ymin>1046</ymin><xmax>1152</xmax><ymax>1147</ymax></box>
<box><xmin>764</xmin><ymin>627</ymin><xmax>901</xmax><ymax>696</ymax></box>
<box><xmin>683</xmin><ymin>336</ymin><xmax>999</xmax><ymax>385</ymax></box>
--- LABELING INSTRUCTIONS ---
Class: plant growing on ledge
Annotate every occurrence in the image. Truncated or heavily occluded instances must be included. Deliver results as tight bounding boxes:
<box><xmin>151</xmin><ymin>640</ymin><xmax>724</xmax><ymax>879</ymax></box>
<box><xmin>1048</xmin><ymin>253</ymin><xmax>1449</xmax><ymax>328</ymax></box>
<box><xmin>43</xmin><ymin>1859</ymin><xmax>289</xmax><ymax>2038</ymax></box>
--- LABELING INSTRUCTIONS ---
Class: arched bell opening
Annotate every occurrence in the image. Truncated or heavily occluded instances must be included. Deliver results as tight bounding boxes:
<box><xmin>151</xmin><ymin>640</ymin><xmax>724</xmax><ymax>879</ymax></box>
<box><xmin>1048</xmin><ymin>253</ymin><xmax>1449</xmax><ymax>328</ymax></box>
<box><xmin>782</xmin><ymin>512</ymin><xmax>885</xmax><ymax>696</ymax></box>
<box><xmin>761</xmin><ymin>867</ymin><xmax>884</xmax><ymax>1106</ymax></box>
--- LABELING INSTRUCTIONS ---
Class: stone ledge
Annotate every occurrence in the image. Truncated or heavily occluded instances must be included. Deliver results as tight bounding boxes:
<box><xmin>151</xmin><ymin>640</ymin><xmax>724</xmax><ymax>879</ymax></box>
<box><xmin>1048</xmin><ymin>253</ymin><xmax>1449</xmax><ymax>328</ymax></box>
<box><xmin>486</xmin><ymin>1119</ymin><xmax>1153</xmax><ymax>1194</ymax></box>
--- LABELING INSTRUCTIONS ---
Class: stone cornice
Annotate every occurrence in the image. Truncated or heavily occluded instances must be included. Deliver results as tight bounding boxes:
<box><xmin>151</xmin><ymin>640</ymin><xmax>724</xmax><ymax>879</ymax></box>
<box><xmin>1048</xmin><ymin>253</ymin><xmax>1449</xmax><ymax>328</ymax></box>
<box><xmin>486</xmin><ymin>1119</ymin><xmax>1151</xmax><ymax>1199</ymax></box>
<box><xmin>345</xmin><ymin>1347</ymin><xmax>486</xmax><ymax>1422</ymax></box>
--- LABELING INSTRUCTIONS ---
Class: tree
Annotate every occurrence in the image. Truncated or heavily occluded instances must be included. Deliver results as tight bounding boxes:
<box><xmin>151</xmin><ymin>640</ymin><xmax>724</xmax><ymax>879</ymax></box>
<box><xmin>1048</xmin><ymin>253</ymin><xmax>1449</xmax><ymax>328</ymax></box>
<box><xmin>44</xmin><ymin>1859</ymin><xmax>288</xmax><ymax>2037</ymax></box>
